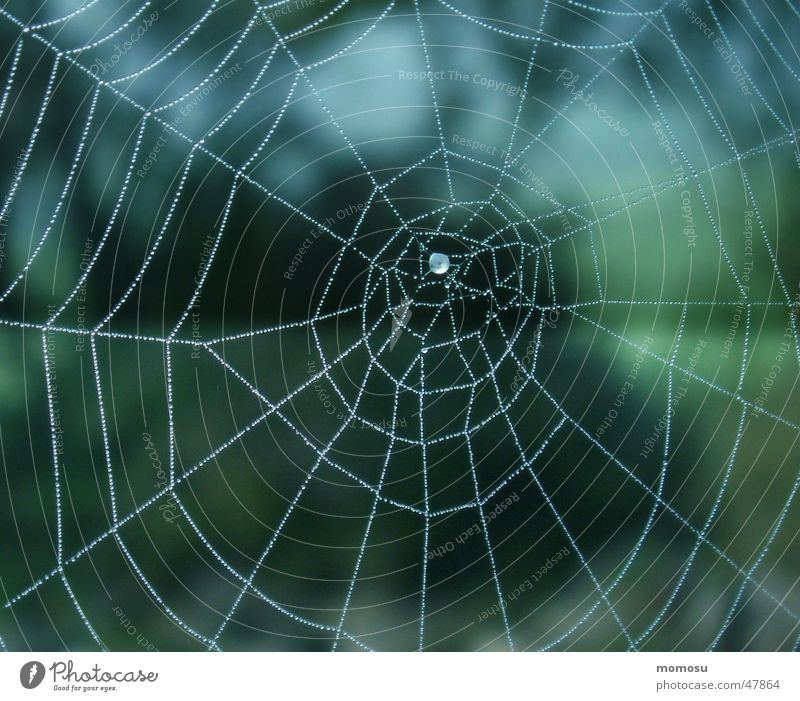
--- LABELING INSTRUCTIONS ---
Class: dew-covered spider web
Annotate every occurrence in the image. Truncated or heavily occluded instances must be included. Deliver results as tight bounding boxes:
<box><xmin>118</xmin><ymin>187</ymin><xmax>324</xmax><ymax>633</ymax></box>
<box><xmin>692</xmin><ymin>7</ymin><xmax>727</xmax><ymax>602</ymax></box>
<box><xmin>0</xmin><ymin>0</ymin><xmax>799</xmax><ymax>652</ymax></box>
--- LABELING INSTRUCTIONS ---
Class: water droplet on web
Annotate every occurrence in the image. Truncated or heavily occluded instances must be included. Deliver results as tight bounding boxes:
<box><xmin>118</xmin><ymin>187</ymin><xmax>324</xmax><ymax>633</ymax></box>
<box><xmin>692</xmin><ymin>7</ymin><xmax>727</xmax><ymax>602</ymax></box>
<box><xmin>429</xmin><ymin>252</ymin><xmax>450</xmax><ymax>275</ymax></box>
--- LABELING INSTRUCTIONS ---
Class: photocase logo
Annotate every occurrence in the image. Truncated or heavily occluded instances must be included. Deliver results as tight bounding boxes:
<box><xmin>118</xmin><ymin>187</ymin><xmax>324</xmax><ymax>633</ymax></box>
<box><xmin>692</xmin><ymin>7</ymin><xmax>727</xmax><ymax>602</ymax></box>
<box><xmin>20</xmin><ymin>661</ymin><xmax>45</xmax><ymax>690</ymax></box>
<box><xmin>390</xmin><ymin>296</ymin><xmax>413</xmax><ymax>351</ymax></box>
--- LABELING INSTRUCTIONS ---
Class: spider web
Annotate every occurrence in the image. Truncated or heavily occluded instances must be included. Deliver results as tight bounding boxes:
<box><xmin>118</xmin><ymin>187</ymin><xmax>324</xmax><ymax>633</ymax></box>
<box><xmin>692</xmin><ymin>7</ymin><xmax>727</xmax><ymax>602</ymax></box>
<box><xmin>0</xmin><ymin>0</ymin><xmax>799</xmax><ymax>652</ymax></box>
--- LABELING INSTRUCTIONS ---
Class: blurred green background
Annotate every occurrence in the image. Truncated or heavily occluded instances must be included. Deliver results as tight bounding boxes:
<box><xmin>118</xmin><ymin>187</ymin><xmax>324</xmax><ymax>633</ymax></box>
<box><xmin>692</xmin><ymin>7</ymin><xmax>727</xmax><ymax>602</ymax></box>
<box><xmin>0</xmin><ymin>0</ymin><xmax>799</xmax><ymax>651</ymax></box>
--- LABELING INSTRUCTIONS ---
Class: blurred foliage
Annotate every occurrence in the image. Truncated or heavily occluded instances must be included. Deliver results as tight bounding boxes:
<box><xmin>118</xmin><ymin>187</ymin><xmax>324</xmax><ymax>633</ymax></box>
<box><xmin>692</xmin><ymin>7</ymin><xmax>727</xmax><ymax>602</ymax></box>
<box><xmin>0</xmin><ymin>0</ymin><xmax>799</xmax><ymax>651</ymax></box>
